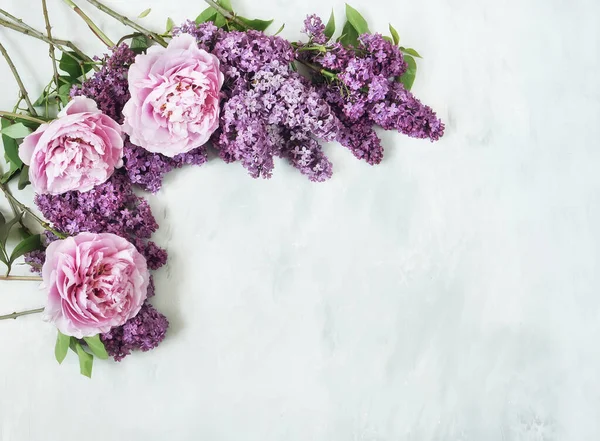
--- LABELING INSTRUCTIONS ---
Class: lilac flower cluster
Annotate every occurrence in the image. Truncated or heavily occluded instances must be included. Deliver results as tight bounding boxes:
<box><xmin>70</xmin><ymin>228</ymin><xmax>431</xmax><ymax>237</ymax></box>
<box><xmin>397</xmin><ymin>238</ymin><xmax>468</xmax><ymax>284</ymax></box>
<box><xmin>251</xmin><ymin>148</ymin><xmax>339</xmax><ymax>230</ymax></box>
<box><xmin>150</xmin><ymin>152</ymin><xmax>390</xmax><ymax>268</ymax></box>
<box><xmin>123</xmin><ymin>140</ymin><xmax>207</xmax><ymax>193</ymax></box>
<box><xmin>71</xmin><ymin>44</ymin><xmax>135</xmax><ymax>124</ymax></box>
<box><xmin>175</xmin><ymin>22</ymin><xmax>339</xmax><ymax>181</ymax></box>
<box><xmin>299</xmin><ymin>15</ymin><xmax>444</xmax><ymax>164</ymax></box>
<box><xmin>101</xmin><ymin>299</ymin><xmax>169</xmax><ymax>361</ymax></box>
<box><xmin>72</xmin><ymin>44</ymin><xmax>206</xmax><ymax>193</ymax></box>
<box><xmin>34</xmin><ymin>172</ymin><xmax>167</xmax><ymax>270</ymax></box>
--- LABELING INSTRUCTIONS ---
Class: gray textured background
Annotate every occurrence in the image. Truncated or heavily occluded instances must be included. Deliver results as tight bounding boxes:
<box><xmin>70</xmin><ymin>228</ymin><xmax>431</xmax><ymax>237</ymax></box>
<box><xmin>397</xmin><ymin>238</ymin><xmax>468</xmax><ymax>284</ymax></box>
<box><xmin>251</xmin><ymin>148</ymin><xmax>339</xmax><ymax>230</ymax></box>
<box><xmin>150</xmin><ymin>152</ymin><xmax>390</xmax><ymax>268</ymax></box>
<box><xmin>1</xmin><ymin>0</ymin><xmax>599</xmax><ymax>439</ymax></box>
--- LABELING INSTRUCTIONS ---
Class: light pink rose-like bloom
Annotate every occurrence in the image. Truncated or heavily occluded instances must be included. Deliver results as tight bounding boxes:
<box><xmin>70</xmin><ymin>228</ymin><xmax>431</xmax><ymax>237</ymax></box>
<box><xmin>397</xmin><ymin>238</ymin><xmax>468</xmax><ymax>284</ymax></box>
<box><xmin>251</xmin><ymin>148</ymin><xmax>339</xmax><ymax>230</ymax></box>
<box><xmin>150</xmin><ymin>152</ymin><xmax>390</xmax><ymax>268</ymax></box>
<box><xmin>42</xmin><ymin>232</ymin><xmax>149</xmax><ymax>338</ymax></box>
<box><xmin>122</xmin><ymin>33</ymin><xmax>224</xmax><ymax>157</ymax></box>
<box><xmin>19</xmin><ymin>96</ymin><xmax>124</xmax><ymax>195</ymax></box>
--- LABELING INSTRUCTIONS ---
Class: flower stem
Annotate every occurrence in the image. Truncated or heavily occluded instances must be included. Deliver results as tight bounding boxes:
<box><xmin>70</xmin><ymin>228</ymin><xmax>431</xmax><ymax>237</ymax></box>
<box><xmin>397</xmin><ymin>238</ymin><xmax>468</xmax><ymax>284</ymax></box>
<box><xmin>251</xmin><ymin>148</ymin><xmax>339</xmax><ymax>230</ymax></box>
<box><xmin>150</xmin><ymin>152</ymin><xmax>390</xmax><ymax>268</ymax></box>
<box><xmin>0</xmin><ymin>307</ymin><xmax>44</xmax><ymax>321</ymax></box>
<box><xmin>202</xmin><ymin>0</ymin><xmax>249</xmax><ymax>30</ymax></box>
<box><xmin>0</xmin><ymin>111</ymin><xmax>47</xmax><ymax>125</ymax></box>
<box><xmin>0</xmin><ymin>275</ymin><xmax>42</xmax><ymax>281</ymax></box>
<box><xmin>295</xmin><ymin>59</ymin><xmax>337</xmax><ymax>79</ymax></box>
<box><xmin>0</xmin><ymin>41</ymin><xmax>37</xmax><ymax>116</ymax></box>
<box><xmin>85</xmin><ymin>0</ymin><xmax>167</xmax><ymax>47</ymax></box>
<box><xmin>41</xmin><ymin>0</ymin><xmax>61</xmax><ymax>99</ymax></box>
<box><xmin>0</xmin><ymin>17</ymin><xmax>96</xmax><ymax>69</ymax></box>
<box><xmin>0</xmin><ymin>185</ymin><xmax>67</xmax><ymax>239</ymax></box>
<box><xmin>61</xmin><ymin>0</ymin><xmax>115</xmax><ymax>47</ymax></box>
<box><xmin>0</xmin><ymin>171</ymin><xmax>33</xmax><ymax>236</ymax></box>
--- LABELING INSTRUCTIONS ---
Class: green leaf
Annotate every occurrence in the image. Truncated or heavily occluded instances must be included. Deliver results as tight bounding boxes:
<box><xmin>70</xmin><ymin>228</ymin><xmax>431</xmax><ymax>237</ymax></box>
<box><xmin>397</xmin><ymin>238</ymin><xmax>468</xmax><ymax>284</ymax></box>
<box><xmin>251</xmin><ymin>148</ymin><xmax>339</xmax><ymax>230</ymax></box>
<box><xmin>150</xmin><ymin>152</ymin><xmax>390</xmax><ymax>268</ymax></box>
<box><xmin>214</xmin><ymin>13</ymin><xmax>227</xmax><ymax>28</ymax></box>
<box><xmin>83</xmin><ymin>334</ymin><xmax>109</xmax><ymax>360</ymax></box>
<box><xmin>338</xmin><ymin>20</ymin><xmax>359</xmax><ymax>47</ymax></box>
<box><xmin>324</xmin><ymin>10</ymin><xmax>336</xmax><ymax>40</ymax></box>
<box><xmin>401</xmin><ymin>47</ymin><xmax>422</xmax><ymax>58</ymax></box>
<box><xmin>59</xmin><ymin>51</ymin><xmax>92</xmax><ymax>79</ymax></box>
<box><xmin>9</xmin><ymin>233</ymin><xmax>42</xmax><ymax>265</ymax></box>
<box><xmin>1</xmin><ymin>167</ymin><xmax>19</xmax><ymax>184</ymax></box>
<box><xmin>389</xmin><ymin>23</ymin><xmax>400</xmax><ymax>45</ymax></box>
<box><xmin>383</xmin><ymin>36</ymin><xmax>393</xmax><ymax>43</ymax></box>
<box><xmin>273</xmin><ymin>23</ymin><xmax>285</xmax><ymax>36</ymax></box>
<box><xmin>55</xmin><ymin>331</ymin><xmax>71</xmax><ymax>364</ymax></box>
<box><xmin>58</xmin><ymin>75</ymin><xmax>80</xmax><ymax>86</ymax></box>
<box><xmin>238</xmin><ymin>17</ymin><xmax>274</xmax><ymax>31</ymax></box>
<box><xmin>0</xmin><ymin>212</ymin><xmax>4</xmax><ymax>226</ymax></box>
<box><xmin>0</xmin><ymin>213</ymin><xmax>22</xmax><ymax>270</ymax></box>
<box><xmin>0</xmin><ymin>213</ymin><xmax>22</xmax><ymax>249</ymax></box>
<box><xmin>166</xmin><ymin>17</ymin><xmax>175</xmax><ymax>32</ymax></box>
<box><xmin>18</xmin><ymin>226</ymin><xmax>31</xmax><ymax>240</ymax></box>
<box><xmin>33</xmin><ymin>90</ymin><xmax>49</xmax><ymax>107</ymax></box>
<box><xmin>1</xmin><ymin>122</ymin><xmax>31</xmax><ymax>139</ymax></box>
<box><xmin>345</xmin><ymin>4</ymin><xmax>370</xmax><ymax>35</ymax></box>
<box><xmin>398</xmin><ymin>55</ymin><xmax>417</xmax><ymax>90</ymax></box>
<box><xmin>17</xmin><ymin>166</ymin><xmax>30</xmax><ymax>190</ymax></box>
<box><xmin>195</xmin><ymin>6</ymin><xmax>218</xmax><ymax>24</ymax></box>
<box><xmin>57</xmin><ymin>83</ymin><xmax>72</xmax><ymax>106</ymax></box>
<box><xmin>130</xmin><ymin>35</ymin><xmax>152</xmax><ymax>54</ymax></box>
<box><xmin>138</xmin><ymin>8</ymin><xmax>151</xmax><ymax>18</ymax></box>
<box><xmin>74</xmin><ymin>342</ymin><xmax>94</xmax><ymax>378</ymax></box>
<box><xmin>0</xmin><ymin>166</ymin><xmax>19</xmax><ymax>185</ymax></box>
<box><xmin>1</xmin><ymin>119</ymin><xmax>24</xmax><ymax>169</ymax></box>
<box><xmin>218</xmin><ymin>0</ymin><xmax>233</xmax><ymax>12</ymax></box>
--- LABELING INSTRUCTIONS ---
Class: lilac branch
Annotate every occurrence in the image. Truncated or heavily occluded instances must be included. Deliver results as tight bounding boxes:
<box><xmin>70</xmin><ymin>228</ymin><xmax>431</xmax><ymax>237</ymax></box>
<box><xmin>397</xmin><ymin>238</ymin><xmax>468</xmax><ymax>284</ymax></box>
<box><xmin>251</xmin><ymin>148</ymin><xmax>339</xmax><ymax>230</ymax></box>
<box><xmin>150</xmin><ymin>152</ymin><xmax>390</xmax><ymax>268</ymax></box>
<box><xmin>0</xmin><ymin>307</ymin><xmax>44</xmax><ymax>320</ymax></box>
<box><xmin>0</xmin><ymin>41</ymin><xmax>37</xmax><ymax>116</ymax></box>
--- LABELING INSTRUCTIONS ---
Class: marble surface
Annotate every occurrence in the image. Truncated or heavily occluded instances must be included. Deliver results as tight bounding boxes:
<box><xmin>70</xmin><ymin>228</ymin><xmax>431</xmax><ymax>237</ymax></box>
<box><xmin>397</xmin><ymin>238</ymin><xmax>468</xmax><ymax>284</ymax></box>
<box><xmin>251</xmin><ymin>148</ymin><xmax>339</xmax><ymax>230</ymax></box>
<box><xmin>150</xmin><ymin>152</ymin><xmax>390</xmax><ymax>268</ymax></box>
<box><xmin>1</xmin><ymin>0</ymin><xmax>599</xmax><ymax>440</ymax></box>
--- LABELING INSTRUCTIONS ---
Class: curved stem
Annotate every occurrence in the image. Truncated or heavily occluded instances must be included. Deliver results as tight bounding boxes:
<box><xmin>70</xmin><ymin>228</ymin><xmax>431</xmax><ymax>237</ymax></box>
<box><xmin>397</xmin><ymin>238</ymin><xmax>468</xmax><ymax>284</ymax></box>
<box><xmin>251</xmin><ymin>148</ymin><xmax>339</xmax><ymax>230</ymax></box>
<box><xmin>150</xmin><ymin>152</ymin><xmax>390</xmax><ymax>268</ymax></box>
<box><xmin>61</xmin><ymin>0</ymin><xmax>114</xmax><ymax>47</ymax></box>
<box><xmin>0</xmin><ymin>275</ymin><xmax>42</xmax><ymax>281</ymax></box>
<box><xmin>0</xmin><ymin>307</ymin><xmax>44</xmax><ymax>321</ymax></box>
<box><xmin>202</xmin><ymin>0</ymin><xmax>248</xmax><ymax>30</ymax></box>
<box><xmin>85</xmin><ymin>0</ymin><xmax>167</xmax><ymax>47</ymax></box>
<box><xmin>0</xmin><ymin>185</ymin><xmax>67</xmax><ymax>239</ymax></box>
<box><xmin>0</xmin><ymin>18</ymin><xmax>96</xmax><ymax>69</ymax></box>
<box><xmin>0</xmin><ymin>173</ymin><xmax>33</xmax><ymax>236</ymax></box>
<box><xmin>0</xmin><ymin>41</ymin><xmax>37</xmax><ymax>116</ymax></box>
<box><xmin>0</xmin><ymin>111</ymin><xmax>47</xmax><ymax>125</ymax></box>
<box><xmin>295</xmin><ymin>59</ymin><xmax>337</xmax><ymax>79</ymax></box>
<box><xmin>42</xmin><ymin>0</ymin><xmax>61</xmax><ymax>97</ymax></box>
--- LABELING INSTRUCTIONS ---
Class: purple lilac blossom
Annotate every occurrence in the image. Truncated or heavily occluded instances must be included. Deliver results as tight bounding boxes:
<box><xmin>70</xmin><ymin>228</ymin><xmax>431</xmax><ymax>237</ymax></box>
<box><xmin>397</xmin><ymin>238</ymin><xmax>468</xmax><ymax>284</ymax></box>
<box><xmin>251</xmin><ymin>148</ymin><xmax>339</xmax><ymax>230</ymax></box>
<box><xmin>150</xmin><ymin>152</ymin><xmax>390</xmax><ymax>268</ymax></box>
<box><xmin>101</xmin><ymin>298</ymin><xmax>169</xmax><ymax>362</ymax></box>
<box><xmin>123</xmin><ymin>140</ymin><xmax>207</xmax><ymax>193</ymax></box>
<box><xmin>34</xmin><ymin>172</ymin><xmax>166</xmax><ymax>269</ymax></box>
<box><xmin>299</xmin><ymin>17</ymin><xmax>444</xmax><ymax>163</ymax></box>
<box><xmin>175</xmin><ymin>22</ymin><xmax>339</xmax><ymax>181</ymax></box>
<box><xmin>70</xmin><ymin>44</ymin><xmax>135</xmax><ymax>124</ymax></box>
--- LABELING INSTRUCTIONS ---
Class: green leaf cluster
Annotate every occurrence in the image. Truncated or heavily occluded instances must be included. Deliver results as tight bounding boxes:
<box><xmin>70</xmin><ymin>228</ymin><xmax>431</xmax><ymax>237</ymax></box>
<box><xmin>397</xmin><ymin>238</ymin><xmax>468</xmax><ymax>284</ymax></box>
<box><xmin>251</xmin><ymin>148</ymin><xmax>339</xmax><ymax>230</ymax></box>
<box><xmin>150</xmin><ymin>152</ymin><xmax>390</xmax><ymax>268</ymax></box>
<box><xmin>0</xmin><ymin>211</ymin><xmax>42</xmax><ymax>275</ymax></box>
<box><xmin>336</xmin><ymin>4</ymin><xmax>370</xmax><ymax>47</ymax></box>
<box><xmin>54</xmin><ymin>331</ymin><xmax>109</xmax><ymax>378</ymax></box>
<box><xmin>195</xmin><ymin>0</ymin><xmax>274</xmax><ymax>32</ymax></box>
<box><xmin>0</xmin><ymin>118</ymin><xmax>37</xmax><ymax>188</ymax></box>
<box><xmin>33</xmin><ymin>51</ymin><xmax>92</xmax><ymax>115</ymax></box>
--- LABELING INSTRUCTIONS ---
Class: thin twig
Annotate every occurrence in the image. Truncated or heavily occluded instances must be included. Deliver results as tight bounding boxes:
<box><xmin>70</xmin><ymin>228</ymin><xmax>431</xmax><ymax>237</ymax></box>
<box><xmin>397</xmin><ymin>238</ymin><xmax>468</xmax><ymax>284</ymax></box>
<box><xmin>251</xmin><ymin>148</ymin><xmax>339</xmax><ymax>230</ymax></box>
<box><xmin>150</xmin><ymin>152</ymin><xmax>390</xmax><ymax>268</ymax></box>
<box><xmin>0</xmin><ymin>275</ymin><xmax>42</xmax><ymax>281</ymax></box>
<box><xmin>0</xmin><ymin>185</ymin><xmax>67</xmax><ymax>239</ymax></box>
<box><xmin>0</xmin><ymin>176</ymin><xmax>33</xmax><ymax>236</ymax></box>
<box><xmin>0</xmin><ymin>9</ymin><xmax>39</xmax><ymax>34</ymax></box>
<box><xmin>0</xmin><ymin>307</ymin><xmax>44</xmax><ymax>321</ymax></box>
<box><xmin>0</xmin><ymin>18</ymin><xmax>96</xmax><ymax>69</ymax></box>
<box><xmin>41</xmin><ymin>0</ymin><xmax>60</xmax><ymax>96</ymax></box>
<box><xmin>202</xmin><ymin>0</ymin><xmax>248</xmax><ymax>30</ymax></box>
<box><xmin>0</xmin><ymin>41</ymin><xmax>37</xmax><ymax>115</ymax></box>
<box><xmin>85</xmin><ymin>0</ymin><xmax>167</xmax><ymax>47</ymax></box>
<box><xmin>61</xmin><ymin>0</ymin><xmax>114</xmax><ymax>47</ymax></box>
<box><xmin>0</xmin><ymin>110</ymin><xmax>47</xmax><ymax>125</ymax></box>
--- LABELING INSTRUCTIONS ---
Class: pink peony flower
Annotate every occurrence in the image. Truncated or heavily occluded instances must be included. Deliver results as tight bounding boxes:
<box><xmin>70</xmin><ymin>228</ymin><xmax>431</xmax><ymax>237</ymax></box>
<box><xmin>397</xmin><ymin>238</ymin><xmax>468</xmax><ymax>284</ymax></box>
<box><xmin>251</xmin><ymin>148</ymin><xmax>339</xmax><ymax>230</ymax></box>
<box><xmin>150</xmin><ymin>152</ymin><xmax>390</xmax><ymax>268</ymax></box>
<box><xmin>19</xmin><ymin>97</ymin><xmax>124</xmax><ymax>195</ymax></box>
<box><xmin>122</xmin><ymin>33</ymin><xmax>224</xmax><ymax>157</ymax></box>
<box><xmin>42</xmin><ymin>232</ymin><xmax>149</xmax><ymax>339</ymax></box>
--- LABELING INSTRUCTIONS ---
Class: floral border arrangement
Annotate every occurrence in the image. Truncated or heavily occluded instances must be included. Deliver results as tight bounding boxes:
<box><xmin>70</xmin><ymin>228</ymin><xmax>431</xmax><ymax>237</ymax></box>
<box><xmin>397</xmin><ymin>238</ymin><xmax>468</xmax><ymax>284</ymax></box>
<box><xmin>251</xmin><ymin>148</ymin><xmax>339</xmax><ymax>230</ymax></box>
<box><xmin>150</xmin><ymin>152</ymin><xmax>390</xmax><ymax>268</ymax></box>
<box><xmin>0</xmin><ymin>0</ymin><xmax>444</xmax><ymax>377</ymax></box>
